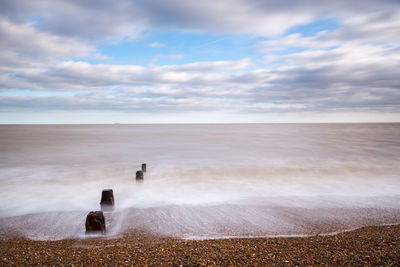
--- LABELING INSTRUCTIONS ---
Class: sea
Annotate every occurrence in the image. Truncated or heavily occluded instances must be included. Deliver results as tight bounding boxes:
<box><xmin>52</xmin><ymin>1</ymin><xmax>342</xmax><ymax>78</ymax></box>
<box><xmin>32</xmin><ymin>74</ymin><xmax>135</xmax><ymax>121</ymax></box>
<box><xmin>0</xmin><ymin>123</ymin><xmax>399</xmax><ymax>240</ymax></box>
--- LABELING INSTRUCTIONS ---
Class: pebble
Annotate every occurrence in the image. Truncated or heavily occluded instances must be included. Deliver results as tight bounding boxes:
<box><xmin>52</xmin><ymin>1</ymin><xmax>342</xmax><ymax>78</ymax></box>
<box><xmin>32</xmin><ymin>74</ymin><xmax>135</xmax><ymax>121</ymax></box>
<box><xmin>0</xmin><ymin>225</ymin><xmax>399</xmax><ymax>266</ymax></box>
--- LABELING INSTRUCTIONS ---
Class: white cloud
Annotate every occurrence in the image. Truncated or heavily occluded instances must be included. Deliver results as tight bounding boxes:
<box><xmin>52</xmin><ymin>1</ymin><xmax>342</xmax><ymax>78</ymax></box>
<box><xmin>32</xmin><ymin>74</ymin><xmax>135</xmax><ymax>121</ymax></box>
<box><xmin>89</xmin><ymin>53</ymin><xmax>112</xmax><ymax>61</ymax></box>
<box><xmin>0</xmin><ymin>19</ymin><xmax>93</xmax><ymax>60</ymax></box>
<box><xmin>150</xmin><ymin>42</ymin><xmax>165</xmax><ymax>48</ymax></box>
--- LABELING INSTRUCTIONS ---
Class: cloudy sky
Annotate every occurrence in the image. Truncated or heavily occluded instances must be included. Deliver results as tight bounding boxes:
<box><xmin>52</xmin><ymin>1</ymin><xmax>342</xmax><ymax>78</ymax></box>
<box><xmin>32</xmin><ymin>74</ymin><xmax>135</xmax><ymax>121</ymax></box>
<box><xmin>1</xmin><ymin>0</ymin><xmax>399</xmax><ymax>123</ymax></box>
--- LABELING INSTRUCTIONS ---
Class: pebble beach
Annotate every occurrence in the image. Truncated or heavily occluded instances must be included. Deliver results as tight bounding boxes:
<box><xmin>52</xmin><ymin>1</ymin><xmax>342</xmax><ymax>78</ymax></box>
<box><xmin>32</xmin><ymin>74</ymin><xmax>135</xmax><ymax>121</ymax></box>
<box><xmin>1</xmin><ymin>224</ymin><xmax>399</xmax><ymax>266</ymax></box>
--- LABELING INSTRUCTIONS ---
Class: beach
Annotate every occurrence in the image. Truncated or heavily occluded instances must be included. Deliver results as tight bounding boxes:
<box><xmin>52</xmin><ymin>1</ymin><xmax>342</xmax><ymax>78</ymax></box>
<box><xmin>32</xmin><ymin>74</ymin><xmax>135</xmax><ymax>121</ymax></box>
<box><xmin>1</xmin><ymin>224</ymin><xmax>399</xmax><ymax>266</ymax></box>
<box><xmin>0</xmin><ymin>124</ymin><xmax>399</xmax><ymax>265</ymax></box>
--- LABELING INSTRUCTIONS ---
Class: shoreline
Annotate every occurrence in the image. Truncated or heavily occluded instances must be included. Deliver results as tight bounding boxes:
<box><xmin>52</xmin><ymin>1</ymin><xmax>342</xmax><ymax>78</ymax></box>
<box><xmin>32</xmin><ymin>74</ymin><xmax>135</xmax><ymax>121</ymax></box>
<box><xmin>1</xmin><ymin>224</ymin><xmax>399</xmax><ymax>266</ymax></box>
<box><xmin>2</xmin><ymin>205</ymin><xmax>399</xmax><ymax>242</ymax></box>
<box><xmin>182</xmin><ymin>222</ymin><xmax>400</xmax><ymax>241</ymax></box>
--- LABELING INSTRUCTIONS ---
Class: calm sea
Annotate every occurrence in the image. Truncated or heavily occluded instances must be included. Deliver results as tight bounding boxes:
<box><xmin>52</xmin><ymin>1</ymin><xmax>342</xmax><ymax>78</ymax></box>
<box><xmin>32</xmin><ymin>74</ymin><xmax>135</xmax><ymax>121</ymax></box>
<box><xmin>0</xmin><ymin>124</ymin><xmax>399</xmax><ymax>240</ymax></box>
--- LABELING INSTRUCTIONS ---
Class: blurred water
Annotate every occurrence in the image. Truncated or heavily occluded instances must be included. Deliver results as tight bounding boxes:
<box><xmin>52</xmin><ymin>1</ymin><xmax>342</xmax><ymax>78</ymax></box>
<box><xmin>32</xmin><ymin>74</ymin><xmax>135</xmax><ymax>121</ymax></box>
<box><xmin>0</xmin><ymin>123</ymin><xmax>399</xmax><ymax>240</ymax></box>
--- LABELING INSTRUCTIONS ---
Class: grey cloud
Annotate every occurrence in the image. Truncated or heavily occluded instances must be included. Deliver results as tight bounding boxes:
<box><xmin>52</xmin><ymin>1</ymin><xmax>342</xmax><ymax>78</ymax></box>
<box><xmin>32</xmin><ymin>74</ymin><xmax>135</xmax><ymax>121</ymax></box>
<box><xmin>0</xmin><ymin>19</ymin><xmax>94</xmax><ymax>64</ymax></box>
<box><xmin>247</xmin><ymin>56</ymin><xmax>400</xmax><ymax>112</ymax></box>
<box><xmin>0</xmin><ymin>93</ymin><xmax>232</xmax><ymax>113</ymax></box>
<box><xmin>1</xmin><ymin>42</ymin><xmax>399</xmax><ymax>114</ymax></box>
<box><xmin>2</xmin><ymin>49</ymin><xmax>399</xmax><ymax>114</ymax></box>
<box><xmin>2</xmin><ymin>0</ymin><xmax>399</xmax><ymax>40</ymax></box>
<box><xmin>0</xmin><ymin>59</ymin><xmax>253</xmax><ymax>91</ymax></box>
<box><xmin>0</xmin><ymin>0</ymin><xmax>144</xmax><ymax>40</ymax></box>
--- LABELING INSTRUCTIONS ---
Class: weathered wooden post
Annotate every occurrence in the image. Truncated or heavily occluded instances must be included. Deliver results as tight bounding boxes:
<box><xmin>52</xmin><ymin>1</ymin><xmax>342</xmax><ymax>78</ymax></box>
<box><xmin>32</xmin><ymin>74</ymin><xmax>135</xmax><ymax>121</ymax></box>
<box><xmin>85</xmin><ymin>211</ymin><xmax>106</xmax><ymax>234</ymax></box>
<box><xmin>136</xmin><ymin>170</ymin><xmax>144</xmax><ymax>180</ymax></box>
<box><xmin>141</xmin><ymin>163</ymin><xmax>147</xmax><ymax>172</ymax></box>
<box><xmin>100</xmin><ymin>189</ymin><xmax>114</xmax><ymax>211</ymax></box>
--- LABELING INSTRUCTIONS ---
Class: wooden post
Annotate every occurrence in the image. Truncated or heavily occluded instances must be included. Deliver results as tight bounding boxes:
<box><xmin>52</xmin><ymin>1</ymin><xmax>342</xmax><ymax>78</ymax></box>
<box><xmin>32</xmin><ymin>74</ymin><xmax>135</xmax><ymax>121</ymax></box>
<box><xmin>141</xmin><ymin>163</ymin><xmax>147</xmax><ymax>172</ymax></box>
<box><xmin>100</xmin><ymin>189</ymin><xmax>114</xmax><ymax>211</ymax></box>
<box><xmin>136</xmin><ymin>170</ymin><xmax>144</xmax><ymax>180</ymax></box>
<box><xmin>85</xmin><ymin>211</ymin><xmax>106</xmax><ymax>234</ymax></box>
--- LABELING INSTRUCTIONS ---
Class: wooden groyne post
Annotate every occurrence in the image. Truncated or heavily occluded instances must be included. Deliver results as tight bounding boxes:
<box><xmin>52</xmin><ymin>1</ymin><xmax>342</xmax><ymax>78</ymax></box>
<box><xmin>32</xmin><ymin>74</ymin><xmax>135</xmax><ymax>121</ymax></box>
<box><xmin>136</xmin><ymin>170</ymin><xmax>144</xmax><ymax>180</ymax></box>
<box><xmin>85</xmin><ymin>211</ymin><xmax>106</xmax><ymax>234</ymax></box>
<box><xmin>142</xmin><ymin>163</ymin><xmax>147</xmax><ymax>172</ymax></box>
<box><xmin>100</xmin><ymin>189</ymin><xmax>114</xmax><ymax>211</ymax></box>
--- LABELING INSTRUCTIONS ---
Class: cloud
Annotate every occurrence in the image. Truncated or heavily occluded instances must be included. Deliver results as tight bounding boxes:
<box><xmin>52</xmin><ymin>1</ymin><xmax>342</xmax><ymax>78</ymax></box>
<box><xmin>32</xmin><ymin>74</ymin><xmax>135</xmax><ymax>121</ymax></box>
<box><xmin>89</xmin><ymin>54</ymin><xmax>112</xmax><ymax>60</ymax></box>
<box><xmin>0</xmin><ymin>0</ymin><xmax>399</xmax><ymax>120</ymax></box>
<box><xmin>1</xmin><ymin>58</ymin><xmax>254</xmax><ymax>91</ymax></box>
<box><xmin>2</xmin><ymin>0</ymin><xmax>399</xmax><ymax>40</ymax></box>
<box><xmin>1</xmin><ymin>43</ymin><xmax>399</xmax><ymax>114</ymax></box>
<box><xmin>251</xmin><ymin>6</ymin><xmax>400</xmax><ymax>113</ymax></box>
<box><xmin>0</xmin><ymin>91</ymin><xmax>234</xmax><ymax>113</ymax></box>
<box><xmin>0</xmin><ymin>19</ymin><xmax>94</xmax><ymax>61</ymax></box>
<box><xmin>260</xmin><ymin>9</ymin><xmax>400</xmax><ymax>53</ymax></box>
<box><xmin>150</xmin><ymin>42</ymin><xmax>165</xmax><ymax>48</ymax></box>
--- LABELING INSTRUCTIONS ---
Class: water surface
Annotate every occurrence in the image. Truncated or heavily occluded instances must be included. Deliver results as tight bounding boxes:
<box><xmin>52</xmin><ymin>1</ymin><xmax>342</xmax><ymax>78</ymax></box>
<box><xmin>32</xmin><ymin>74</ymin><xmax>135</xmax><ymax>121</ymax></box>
<box><xmin>0</xmin><ymin>123</ymin><xmax>399</xmax><ymax>240</ymax></box>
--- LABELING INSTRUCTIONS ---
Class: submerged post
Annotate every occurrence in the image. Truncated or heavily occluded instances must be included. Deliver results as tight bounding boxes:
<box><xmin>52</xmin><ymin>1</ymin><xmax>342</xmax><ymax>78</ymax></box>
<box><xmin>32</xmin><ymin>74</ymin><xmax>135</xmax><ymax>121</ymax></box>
<box><xmin>141</xmin><ymin>163</ymin><xmax>147</xmax><ymax>172</ymax></box>
<box><xmin>136</xmin><ymin>170</ymin><xmax>144</xmax><ymax>180</ymax></box>
<box><xmin>85</xmin><ymin>211</ymin><xmax>106</xmax><ymax>234</ymax></box>
<box><xmin>100</xmin><ymin>189</ymin><xmax>114</xmax><ymax>211</ymax></box>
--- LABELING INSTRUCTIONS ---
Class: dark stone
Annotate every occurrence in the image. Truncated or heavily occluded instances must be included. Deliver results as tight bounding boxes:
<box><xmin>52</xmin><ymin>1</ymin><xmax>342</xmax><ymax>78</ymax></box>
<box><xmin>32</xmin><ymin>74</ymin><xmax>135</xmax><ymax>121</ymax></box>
<box><xmin>85</xmin><ymin>211</ymin><xmax>105</xmax><ymax>233</ymax></box>
<box><xmin>136</xmin><ymin>170</ymin><xmax>144</xmax><ymax>180</ymax></box>
<box><xmin>100</xmin><ymin>189</ymin><xmax>114</xmax><ymax>211</ymax></box>
<box><xmin>142</xmin><ymin>163</ymin><xmax>147</xmax><ymax>172</ymax></box>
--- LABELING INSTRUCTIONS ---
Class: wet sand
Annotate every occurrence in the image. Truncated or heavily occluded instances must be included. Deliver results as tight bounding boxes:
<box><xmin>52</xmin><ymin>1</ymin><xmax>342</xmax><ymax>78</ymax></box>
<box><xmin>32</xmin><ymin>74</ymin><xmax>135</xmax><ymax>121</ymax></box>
<box><xmin>1</xmin><ymin>224</ymin><xmax>399</xmax><ymax>266</ymax></box>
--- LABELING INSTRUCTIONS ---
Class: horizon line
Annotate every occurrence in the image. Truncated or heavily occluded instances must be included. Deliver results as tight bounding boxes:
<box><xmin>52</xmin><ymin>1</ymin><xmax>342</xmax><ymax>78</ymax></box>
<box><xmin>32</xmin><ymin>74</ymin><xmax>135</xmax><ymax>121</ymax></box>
<box><xmin>1</xmin><ymin>122</ymin><xmax>399</xmax><ymax>126</ymax></box>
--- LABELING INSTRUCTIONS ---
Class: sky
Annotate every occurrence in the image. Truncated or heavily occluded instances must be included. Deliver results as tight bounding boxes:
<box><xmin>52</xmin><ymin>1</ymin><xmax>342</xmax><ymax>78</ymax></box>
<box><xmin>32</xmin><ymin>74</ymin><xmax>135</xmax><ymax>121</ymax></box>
<box><xmin>0</xmin><ymin>0</ymin><xmax>399</xmax><ymax>123</ymax></box>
